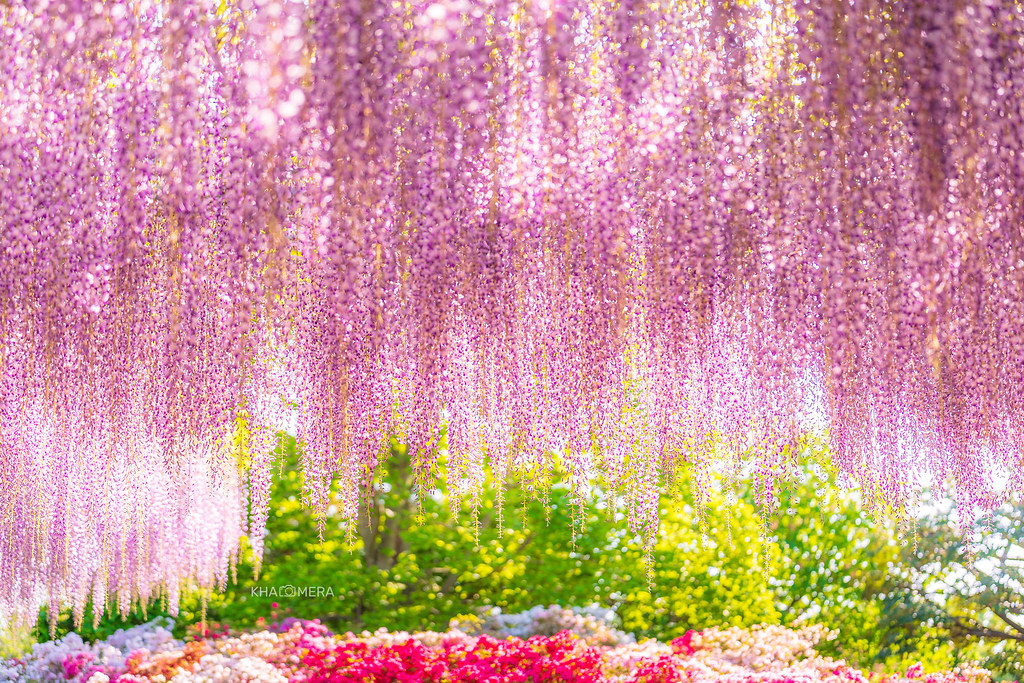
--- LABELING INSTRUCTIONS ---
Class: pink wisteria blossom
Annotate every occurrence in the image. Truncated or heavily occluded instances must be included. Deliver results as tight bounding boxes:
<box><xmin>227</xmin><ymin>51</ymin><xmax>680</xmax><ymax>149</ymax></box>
<box><xmin>1</xmin><ymin>0</ymin><xmax>1022</xmax><ymax>622</ymax></box>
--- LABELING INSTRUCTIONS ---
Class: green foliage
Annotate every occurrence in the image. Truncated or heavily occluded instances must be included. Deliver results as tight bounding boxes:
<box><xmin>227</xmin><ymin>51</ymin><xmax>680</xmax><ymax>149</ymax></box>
<box><xmin>0</xmin><ymin>620</ymin><xmax>34</xmax><ymax>659</ymax></box>
<box><xmin>766</xmin><ymin>455</ymin><xmax>901</xmax><ymax>664</ymax></box>
<box><xmin>616</xmin><ymin>495</ymin><xmax>778</xmax><ymax>639</ymax></box>
<box><xmin>874</xmin><ymin>500</ymin><xmax>1024</xmax><ymax>679</ymax></box>
<box><xmin>32</xmin><ymin>593</ymin><xmax>191</xmax><ymax>644</ymax></box>
<box><xmin>198</xmin><ymin>436</ymin><xmax>779</xmax><ymax>638</ymax></box>
<box><xmin>755</xmin><ymin>441</ymin><xmax>969</xmax><ymax>672</ymax></box>
<box><xmin>30</xmin><ymin>433</ymin><xmax>1003</xmax><ymax>678</ymax></box>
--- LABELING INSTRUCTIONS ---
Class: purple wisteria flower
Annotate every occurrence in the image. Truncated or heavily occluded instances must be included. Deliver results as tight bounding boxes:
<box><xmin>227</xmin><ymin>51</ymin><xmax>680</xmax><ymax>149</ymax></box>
<box><xmin>0</xmin><ymin>0</ymin><xmax>1022</xmax><ymax>625</ymax></box>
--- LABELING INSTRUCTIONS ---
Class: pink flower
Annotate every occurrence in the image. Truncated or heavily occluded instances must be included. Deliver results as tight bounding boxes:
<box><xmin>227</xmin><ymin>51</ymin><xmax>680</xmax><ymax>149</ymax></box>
<box><xmin>62</xmin><ymin>651</ymin><xmax>94</xmax><ymax>679</ymax></box>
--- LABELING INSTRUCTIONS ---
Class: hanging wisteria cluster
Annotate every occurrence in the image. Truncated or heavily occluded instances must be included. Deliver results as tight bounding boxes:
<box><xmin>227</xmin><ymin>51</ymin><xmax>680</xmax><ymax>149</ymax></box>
<box><xmin>2</xmin><ymin>0</ymin><xmax>1024</xmax><ymax>624</ymax></box>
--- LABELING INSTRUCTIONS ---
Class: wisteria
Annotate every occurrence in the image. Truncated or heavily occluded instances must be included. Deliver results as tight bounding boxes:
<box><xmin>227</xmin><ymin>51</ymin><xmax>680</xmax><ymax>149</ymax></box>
<box><xmin>2</xmin><ymin>0</ymin><xmax>1024</xmax><ymax>624</ymax></box>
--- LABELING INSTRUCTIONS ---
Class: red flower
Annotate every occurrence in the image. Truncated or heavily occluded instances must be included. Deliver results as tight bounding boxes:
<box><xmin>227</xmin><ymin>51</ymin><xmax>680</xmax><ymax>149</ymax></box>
<box><xmin>669</xmin><ymin>630</ymin><xmax>700</xmax><ymax>656</ymax></box>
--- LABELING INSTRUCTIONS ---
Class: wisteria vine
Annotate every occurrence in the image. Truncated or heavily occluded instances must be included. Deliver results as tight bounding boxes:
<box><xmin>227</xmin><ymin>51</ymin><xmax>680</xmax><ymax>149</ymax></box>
<box><xmin>2</xmin><ymin>0</ymin><xmax>1024</xmax><ymax>626</ymax></box>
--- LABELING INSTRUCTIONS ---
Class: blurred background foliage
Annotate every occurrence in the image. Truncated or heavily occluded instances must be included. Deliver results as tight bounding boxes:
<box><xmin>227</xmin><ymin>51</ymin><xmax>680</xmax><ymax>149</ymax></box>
<box><xmin>19</xmin><ymin>434</ymin><xmax>1023</xmax><ymax>679</ymax></box>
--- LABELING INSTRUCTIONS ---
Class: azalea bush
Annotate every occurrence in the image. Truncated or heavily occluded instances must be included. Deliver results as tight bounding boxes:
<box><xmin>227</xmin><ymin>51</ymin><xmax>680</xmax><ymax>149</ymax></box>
<box><xmin>1</xmin><ymin>615</ymin><xmax>993</xmax><ymax>683</ymax></box>
<box><xmin>450</xmin><ymin>605</ymin><xmax>635</xmax><ymax>647</ymax></box>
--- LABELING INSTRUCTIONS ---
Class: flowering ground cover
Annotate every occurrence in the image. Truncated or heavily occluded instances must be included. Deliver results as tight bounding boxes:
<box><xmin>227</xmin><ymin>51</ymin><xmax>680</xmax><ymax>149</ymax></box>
<box><xmin>1</xmin><ymin>615</ymin><xmax>992</xmax><ymax>683</ymax></box>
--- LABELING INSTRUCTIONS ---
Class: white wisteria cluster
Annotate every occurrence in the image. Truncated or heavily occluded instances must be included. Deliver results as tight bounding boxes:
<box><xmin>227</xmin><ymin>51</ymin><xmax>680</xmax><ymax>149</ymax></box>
<box><xmin>451</xmin><ymin>605</ymin><xmax>636</xmax><ymax>646</ymax></box>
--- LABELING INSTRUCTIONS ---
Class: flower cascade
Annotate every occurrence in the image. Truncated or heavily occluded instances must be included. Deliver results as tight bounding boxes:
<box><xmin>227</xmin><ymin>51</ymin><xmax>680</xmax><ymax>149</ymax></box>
<box><xmin>2</xmin><ymin>0</ymin><xmax>1024</xmax><ymax>621</ymax></box>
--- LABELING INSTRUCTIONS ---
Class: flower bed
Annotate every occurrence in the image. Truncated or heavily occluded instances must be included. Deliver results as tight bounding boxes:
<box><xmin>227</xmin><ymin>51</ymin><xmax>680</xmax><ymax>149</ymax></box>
<box><xmin>0</xmin><ymin>616</ymin><xmax>992</xmax><ymax>683</ymax></box>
